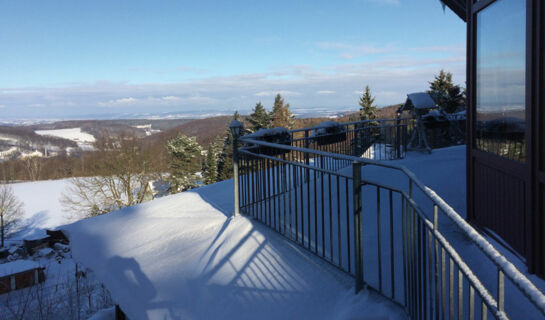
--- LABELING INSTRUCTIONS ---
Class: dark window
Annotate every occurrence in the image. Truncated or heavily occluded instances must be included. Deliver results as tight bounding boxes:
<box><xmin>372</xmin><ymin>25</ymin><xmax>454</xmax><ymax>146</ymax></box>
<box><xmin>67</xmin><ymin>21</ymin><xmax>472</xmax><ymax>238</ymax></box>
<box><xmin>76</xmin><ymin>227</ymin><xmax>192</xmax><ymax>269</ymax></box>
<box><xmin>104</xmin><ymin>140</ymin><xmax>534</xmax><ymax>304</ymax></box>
<box><xmin>475</xmin><ymin>0</ymin><xmax>526</xmax><ymax>162</ymax></box>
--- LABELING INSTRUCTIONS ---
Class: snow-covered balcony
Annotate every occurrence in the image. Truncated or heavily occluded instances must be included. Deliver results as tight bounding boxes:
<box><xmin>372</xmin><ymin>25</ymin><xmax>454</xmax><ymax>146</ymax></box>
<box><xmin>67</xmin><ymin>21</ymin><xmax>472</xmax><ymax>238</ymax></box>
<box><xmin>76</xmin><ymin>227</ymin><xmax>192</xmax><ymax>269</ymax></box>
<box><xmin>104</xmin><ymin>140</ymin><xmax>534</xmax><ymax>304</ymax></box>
<box><xmin>62</xmin><ymin>119</ymin><xmax>545</xmax><ymax>319</ymax></box>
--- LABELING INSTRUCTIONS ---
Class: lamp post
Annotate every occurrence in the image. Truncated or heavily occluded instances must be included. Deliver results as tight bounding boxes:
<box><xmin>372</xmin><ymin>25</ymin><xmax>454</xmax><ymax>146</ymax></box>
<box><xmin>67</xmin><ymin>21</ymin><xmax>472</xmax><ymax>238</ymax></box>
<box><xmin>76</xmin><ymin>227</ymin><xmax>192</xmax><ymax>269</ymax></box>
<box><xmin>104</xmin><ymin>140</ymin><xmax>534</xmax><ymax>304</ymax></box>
<box><xmin>229</xmin><ymin>120</ymin><xmax>243</xmax><ymax>217</ymax></box>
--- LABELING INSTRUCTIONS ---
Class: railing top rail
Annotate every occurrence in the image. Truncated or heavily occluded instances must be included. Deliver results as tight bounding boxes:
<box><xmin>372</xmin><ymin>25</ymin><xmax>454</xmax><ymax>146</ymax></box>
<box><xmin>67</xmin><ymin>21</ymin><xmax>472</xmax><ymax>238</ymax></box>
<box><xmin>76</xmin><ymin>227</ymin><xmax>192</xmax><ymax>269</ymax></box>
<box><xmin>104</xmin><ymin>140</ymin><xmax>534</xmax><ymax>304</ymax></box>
<box><xmin>239</xmin><ymin>148</ymin><xmax>352</xmax><ymax>179</ymax></box>
<box><xmin>288</xmin><ymin>117</ymin><xmax>408</xmax><ymax>134</ymax></box>
<box><xmin>238</xmin><ymin>136</ymin><xmax>545</xmax><ymax>315</ymax></box>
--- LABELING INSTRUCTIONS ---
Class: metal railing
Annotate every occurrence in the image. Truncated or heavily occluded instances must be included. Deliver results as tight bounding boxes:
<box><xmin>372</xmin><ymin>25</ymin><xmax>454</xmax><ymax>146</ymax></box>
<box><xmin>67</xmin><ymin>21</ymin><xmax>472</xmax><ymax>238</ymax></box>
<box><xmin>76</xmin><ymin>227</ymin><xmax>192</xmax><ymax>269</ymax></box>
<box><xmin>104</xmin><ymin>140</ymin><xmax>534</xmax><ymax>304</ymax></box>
<box><xmin>288</xmin><ymin>118</ymin><xmax>410</xmax><ymax>161</ymax></box>
<box><xmin>233</xmin><ymin>119</ymin><xmax>545</xmax><ymax>320</ymax></box>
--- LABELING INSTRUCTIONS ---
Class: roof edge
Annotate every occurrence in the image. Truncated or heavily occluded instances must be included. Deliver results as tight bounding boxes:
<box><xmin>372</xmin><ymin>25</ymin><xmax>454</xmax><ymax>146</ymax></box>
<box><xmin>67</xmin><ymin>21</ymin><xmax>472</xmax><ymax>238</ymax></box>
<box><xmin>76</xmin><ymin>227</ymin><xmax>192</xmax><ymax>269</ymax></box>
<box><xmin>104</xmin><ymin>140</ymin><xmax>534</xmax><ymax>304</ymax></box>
<box><xmin>441</xmin><ymin>0</ymin><xmax>467</xmax><ymax>22</ymax></box>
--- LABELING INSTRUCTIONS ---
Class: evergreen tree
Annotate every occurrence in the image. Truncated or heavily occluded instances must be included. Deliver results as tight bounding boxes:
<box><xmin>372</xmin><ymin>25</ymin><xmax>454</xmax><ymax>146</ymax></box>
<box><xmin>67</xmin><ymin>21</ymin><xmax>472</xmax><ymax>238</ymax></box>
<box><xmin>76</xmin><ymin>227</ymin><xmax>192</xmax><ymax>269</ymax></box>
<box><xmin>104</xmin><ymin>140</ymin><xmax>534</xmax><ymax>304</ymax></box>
<box><xmin>428</xmin><ymin>69</ymin><xmax>465</xmax><ymax>113</ymax></box>
<box><xmin>359</xmin><ymin>85</ymin><xmax>378</xmax><ymax>121</ymax></box>
<box><xmin>166</xmin><ymin>134</ymin><xmax>202</xmax><ymax>193</ymax></box>
<box><xmin>248</xmin><ymin>102</ymin><xmax>270</xmax><ymax>131</ymax></box>
<box><xmin>203</xmin><ymin>141</ymin><xmax>218</xmax><ymax>185</ymax></box>
<box><xmin>270</xmin><ymin>94</ymin><xmax>295</xmax><ymax>129</ymax></box>
<box><xmin>217</xmin><ymin>112</ymin><xmax>241</xmax><ymax>181</ymax></box>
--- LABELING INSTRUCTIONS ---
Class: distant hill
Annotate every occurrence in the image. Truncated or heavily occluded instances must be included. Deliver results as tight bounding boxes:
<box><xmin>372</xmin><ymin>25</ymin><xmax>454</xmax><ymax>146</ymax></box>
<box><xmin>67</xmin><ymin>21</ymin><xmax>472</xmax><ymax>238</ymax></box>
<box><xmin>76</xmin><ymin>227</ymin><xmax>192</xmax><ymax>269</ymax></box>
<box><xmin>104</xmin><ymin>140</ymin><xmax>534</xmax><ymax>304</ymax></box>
<box><xmin>143</xmin><ymin>116</ymin><xmax>233</xmax><ymax>148</ymax></box>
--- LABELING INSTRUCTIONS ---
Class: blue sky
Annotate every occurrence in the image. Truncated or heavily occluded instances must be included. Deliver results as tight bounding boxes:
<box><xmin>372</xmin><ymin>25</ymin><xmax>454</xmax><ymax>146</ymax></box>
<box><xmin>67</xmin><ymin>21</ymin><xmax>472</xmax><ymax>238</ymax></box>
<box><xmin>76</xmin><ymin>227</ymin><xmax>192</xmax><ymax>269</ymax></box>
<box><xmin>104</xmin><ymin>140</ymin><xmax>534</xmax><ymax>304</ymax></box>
<box><xmin>0</xmin><ymin>0</ymin><xmax>465</xmax><ymax>119</ymax></box>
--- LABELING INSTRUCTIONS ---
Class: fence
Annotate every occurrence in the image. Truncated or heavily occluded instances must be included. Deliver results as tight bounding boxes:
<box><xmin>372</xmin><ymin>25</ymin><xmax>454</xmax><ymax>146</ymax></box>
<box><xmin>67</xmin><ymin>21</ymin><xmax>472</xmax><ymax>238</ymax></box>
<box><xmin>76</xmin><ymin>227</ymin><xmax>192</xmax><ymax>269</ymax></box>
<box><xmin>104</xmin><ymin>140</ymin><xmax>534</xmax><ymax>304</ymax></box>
<box><xmin>234</xmin><ymin>119</ymin><xmax>545</xmax><ymax>320</ymax></box>
<box><xmin>289</xmin><ymin>118</ymin><xmax>409</xmax><ymax>161</ymax></box>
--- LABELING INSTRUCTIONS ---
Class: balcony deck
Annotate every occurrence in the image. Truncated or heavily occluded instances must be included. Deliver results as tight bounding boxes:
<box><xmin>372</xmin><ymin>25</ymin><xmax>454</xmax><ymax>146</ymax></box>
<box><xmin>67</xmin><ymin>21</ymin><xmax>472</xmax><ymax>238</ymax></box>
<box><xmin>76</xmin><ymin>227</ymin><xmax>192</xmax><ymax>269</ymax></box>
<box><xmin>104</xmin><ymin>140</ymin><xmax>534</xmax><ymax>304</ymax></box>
<box><xmin>64</xmin><ymin>178</ymin><xmax>406</xmax><ymax>319</ymax></box>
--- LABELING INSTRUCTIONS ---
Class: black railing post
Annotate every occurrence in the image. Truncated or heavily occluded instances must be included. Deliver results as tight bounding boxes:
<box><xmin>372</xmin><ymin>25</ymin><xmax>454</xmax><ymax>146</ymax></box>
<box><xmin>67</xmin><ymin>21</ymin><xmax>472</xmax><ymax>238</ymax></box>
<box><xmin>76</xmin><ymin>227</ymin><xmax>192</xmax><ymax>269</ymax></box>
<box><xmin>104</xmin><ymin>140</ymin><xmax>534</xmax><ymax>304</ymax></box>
<box><xmin>353</xmin><ymin>161</ymin><xmax>363</xmax><ymax>293</ymax></box>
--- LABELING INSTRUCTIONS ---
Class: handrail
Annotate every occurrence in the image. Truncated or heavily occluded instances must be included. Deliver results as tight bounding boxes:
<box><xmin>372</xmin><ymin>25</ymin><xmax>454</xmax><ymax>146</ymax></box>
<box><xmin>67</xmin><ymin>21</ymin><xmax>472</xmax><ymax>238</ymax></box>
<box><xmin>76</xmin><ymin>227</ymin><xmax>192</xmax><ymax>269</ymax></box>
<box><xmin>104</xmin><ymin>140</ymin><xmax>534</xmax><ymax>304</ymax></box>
<box><xmin>238</xmin><ymin>136</ymin><xmax>545</xmax><ymax>316</ymax></box>
<box><xmin>289</xmin><ymin>117</ymin><xmax>408</xmax><ymax>133</ymax></box>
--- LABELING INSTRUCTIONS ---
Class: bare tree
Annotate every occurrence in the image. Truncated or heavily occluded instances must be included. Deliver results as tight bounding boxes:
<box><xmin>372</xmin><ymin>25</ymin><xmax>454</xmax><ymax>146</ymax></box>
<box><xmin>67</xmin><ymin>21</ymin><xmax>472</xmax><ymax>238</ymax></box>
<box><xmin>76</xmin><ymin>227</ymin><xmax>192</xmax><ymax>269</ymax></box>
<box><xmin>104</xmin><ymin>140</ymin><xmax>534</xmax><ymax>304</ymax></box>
<box><xmin>61</xmin><ymin>134</ymin><xmax>155</xmax><ymax>218</ymax></box>
<box><xmin>23</xmin><ymin>155</ymin><xmax>42</xmax><ymax>181</ymax></box>
<box><xmin>0</xmin><ymin>184</ymin><xmax>24</xmax><ymax>247</ymax></box>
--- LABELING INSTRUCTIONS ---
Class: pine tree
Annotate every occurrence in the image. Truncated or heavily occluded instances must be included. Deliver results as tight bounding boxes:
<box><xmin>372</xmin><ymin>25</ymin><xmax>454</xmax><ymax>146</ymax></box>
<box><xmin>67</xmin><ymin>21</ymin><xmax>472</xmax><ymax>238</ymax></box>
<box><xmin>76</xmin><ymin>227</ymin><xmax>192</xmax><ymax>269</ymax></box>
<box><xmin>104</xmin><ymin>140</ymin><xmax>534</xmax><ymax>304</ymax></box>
<box><xmin>270</xmin><ymin>94</ymin><xmax>295</xmax><ymax>129</ymax></box>
<box><xmin>203</xmin><ymin>141</ymin><xmax>218</xmax><ymax>185</ymax></box>
<box><xmin>217</xmin><ymin>112</ymin><xmax>240</xmax><ymax>181</ymax></box>
<box><xmin>359</xmin><ymin>85</ymin><xmax>378</xmax><ymax>121</ymax></box>
<box><xmin>428</xmin><ymin>69</ymin><xmax>465</xmax><ymax>113</ymax></box>
<box><xmin>166</xmin><ymin>134</ymin><xmax>203</xmax><ymax>193</ymax></box>
<box><xmin>248</xmin><ymin>102</ymin><xmax>270</xmax><ymax>131</ymax></box>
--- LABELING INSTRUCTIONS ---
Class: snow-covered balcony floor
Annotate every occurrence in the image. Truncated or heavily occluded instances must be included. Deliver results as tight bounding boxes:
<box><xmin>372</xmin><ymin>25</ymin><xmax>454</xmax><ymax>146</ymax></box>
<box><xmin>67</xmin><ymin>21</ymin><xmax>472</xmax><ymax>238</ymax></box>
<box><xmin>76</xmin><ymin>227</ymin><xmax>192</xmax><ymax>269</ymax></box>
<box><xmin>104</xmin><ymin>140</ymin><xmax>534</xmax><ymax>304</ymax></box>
<box><xmin>64</xmin><ymin>179</ymin><xmax>405</xmax><ymax>319</ymax></box>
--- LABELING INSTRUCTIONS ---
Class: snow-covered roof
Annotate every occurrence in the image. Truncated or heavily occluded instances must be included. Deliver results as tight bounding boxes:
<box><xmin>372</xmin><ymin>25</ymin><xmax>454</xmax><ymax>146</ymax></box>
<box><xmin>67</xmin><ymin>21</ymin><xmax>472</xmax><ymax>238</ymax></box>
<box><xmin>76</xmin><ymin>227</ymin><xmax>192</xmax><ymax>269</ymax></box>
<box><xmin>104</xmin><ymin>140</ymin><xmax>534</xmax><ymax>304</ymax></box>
<box><xmin>63</xmin><ymin>180</ymin><xmax>404</xmax><ymax>320</ymax></box>
<box><xmin>403</xmin><ymin>92</ymin><xmax>437</xmax><ymax>110</ymax></box>
<box><xmin>0</xmin><ymin>260</ymin><xmax>41</xmax><ymax>278</ymax></box>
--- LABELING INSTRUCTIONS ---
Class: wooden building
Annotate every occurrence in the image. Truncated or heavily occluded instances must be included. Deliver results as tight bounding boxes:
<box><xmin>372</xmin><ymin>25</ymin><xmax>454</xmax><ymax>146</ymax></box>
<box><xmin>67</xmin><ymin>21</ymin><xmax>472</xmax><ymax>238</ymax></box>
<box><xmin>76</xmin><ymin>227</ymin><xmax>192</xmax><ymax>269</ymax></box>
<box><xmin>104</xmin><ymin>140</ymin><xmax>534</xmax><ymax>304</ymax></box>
<box><xmin>442</xmin><ymin>0</ymin><xmax>545</xmax><ymax>276</ymax></box>
<box><xmin>0</xmin><ymin>260</ymin><xmax>46</xmax><ymax>294</ymax></box>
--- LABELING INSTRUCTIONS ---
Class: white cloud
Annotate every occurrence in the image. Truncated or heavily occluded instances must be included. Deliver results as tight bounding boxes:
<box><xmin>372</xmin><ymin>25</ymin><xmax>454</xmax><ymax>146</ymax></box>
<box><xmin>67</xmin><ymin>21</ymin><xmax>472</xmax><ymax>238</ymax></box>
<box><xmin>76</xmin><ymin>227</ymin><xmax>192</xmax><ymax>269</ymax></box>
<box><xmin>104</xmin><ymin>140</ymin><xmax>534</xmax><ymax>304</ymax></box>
<box><xmin>98</xmin><ymin>97</ymin><xmax>137</xmax><ymax>107</ymax></box>
<box><xmin>161</xmin><ymin>96</ymin><xmax>180</xmax><ymax>101</ymax></box>
<box><xmin>316</xmin><ymin>41</ymin><xmax>465</xmax><ymax>60</ymax></box>
<box><xmin>0</xmin><ymin>52</ymin><xmax>465</xmax><ymax>119</ymax></box>
<box><xmin>254</xmin><ymin>90</ymin><xmax>300</xmax><ymax>97</ymax></box>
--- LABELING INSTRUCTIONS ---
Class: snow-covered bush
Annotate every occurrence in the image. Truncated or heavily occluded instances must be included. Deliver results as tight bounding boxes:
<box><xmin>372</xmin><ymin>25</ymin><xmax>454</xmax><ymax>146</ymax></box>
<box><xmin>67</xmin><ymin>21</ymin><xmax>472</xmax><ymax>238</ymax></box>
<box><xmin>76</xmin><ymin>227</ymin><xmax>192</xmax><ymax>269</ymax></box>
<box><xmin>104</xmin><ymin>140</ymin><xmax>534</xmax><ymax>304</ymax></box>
<box><xmin>243</xmin><ymin>127</ymin><xmax>292</xmax><ymax>155</ymax></box>
<box><xmin>310</xmin><ymin>121</ymin><xmax>347</xmax><ymax>145</ymax></box>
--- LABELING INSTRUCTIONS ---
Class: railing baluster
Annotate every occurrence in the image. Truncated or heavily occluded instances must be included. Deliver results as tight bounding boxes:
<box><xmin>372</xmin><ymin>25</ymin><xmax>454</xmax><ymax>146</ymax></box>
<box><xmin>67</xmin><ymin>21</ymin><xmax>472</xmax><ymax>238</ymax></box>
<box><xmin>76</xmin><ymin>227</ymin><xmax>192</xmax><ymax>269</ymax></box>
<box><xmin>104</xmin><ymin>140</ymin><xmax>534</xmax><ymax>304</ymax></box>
<box><xmin>428</xmin><ymin>229</ymin><xmax>434</xmax><ymax>319</ymax></box>
<box><xmin>402</xmin><ymin>197</ymin><xmax>408</xmax><ymax>309</ymax></box>
<box><xmin>329</xmin><ymin>173</ymin><xmax>333</xmax><ymax>262</ymax></box>
<box><xmin>300</xmin><ymin>165</ymin><xmax>304</xmax><ymax>245</ymax></box>
<box><xmin>421</xmin><ymin>218</ymin><xmax>427</xmax><ymax>320</ymax></box>
<box><xmin>353</xmin><ymin>161</ymin><xmax>363</xmax><ymax>292</ymax></box>
<box><xmin>498</xmin><ymin>269</ymin><xmax>504</xmax><ymax>314</ymax></box>
<box><xmin>458</xmin><ymin>269</ymin><xmax>463</xmax><ymax>320</ymax></box>
<box><xmin>389</xmin><ymin>190</ymin><xmax>395</xmax><ymax>300</ymax></box>
<box><xmin>345</xmin><ymin>178</ymin><xmax>351</xmax><ymax>274</ymax></box>
<box><xmin>282</xmin><ymin>155</ymin><xmax>287</xmax><ymax>236</ymax></box>
<box><xmin>321</xmin><ymin>169</ymin><xmax>325</xmax><ymax>258</ymax></box>
<box><xmin>377</xmin><ymin>186</ymin><xmax>382</xmax><ymax>293</ymax></box>
<box><xmin>336</xmin><ymin>175</ymin><xmax>341</xmax><ymax>267</ymax></box>
<box><xmin>470</xmin><ymin>285</ymin><xmax>475</xmax><ymax>320</ymax></box>
<box><xmin>307</xmin><ymin>165</ymin><xmax>311</xmax><ymax>250</ymax></box>
<box><xmin>442</xmin><ymin>247</ymin><xmax>446</xmax><ymax>320</ymax></box>
<box><xmin>450</xmin><ymin>257</ymin><xmax>454</xmax><ymax>320</ymax></box>
<box><xmin>293</xmin><ymin>164</ymin><xmax>297</xmax><ymax>242</ymax></box>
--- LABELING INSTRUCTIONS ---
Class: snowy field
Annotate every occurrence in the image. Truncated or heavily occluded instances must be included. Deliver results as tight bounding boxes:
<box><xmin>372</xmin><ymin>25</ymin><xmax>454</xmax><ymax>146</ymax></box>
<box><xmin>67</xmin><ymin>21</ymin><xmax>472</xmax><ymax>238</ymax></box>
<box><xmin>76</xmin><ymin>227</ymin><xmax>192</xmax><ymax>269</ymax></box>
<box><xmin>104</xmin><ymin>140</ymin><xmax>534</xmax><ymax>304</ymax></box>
<box><xmin>7</xmin><ymin>179</ymin><xmax>77</xmax><ymax>241</ymax></box>
<box><xmin>35</xmin><ymin>128</ymin><xmax>96</xmax><ymax>150</ymax></box>
<box><xmin>64</xmin><ymin>179</ymin><xmax>406</xmax><ymax>320</ymax></box>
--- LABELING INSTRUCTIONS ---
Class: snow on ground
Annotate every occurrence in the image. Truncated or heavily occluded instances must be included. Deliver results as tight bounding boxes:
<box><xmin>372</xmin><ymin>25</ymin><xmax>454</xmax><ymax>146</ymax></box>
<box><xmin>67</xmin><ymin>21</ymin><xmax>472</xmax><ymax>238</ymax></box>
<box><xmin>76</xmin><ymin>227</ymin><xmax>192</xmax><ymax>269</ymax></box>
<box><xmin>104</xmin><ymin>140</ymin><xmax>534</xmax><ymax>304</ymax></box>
<box><xmin>64</xmin><ymin>179</ymin><xmax>406</xmax><ymax>320</ymax></box>
<box><xmin>0</xmin><ymin>244</ymin><xmax>114</xmax><ymax>319</ymax></box>
<box><xmin>35</xmin><ymin>128</ymin><xmax>96</xmax><ymax>150</ymax></box>
<box><xmin>7</xmin><ymin>179</ymin><xmax>77</xmax><ymax>241</ymax></box>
